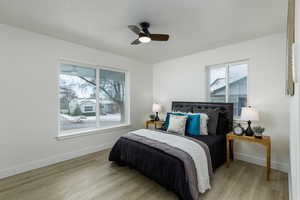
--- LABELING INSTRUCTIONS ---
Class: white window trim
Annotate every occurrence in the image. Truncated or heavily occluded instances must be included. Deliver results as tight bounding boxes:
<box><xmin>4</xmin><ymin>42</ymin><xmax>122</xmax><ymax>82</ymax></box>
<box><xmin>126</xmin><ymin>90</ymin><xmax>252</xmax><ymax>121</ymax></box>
<box><xmin>56</xmin><ymin>124</ymin><xmax>132</xmax><ymax>140</ymax></box>
<box><xmin>56</xmin><ymin>59</ymin><xmax>131</xmax><ymax>139</ymax></box>
<box><xmin>206</xmin><ymin>59</ymin><xmax>249</xmax><ymax>119</ymax></box>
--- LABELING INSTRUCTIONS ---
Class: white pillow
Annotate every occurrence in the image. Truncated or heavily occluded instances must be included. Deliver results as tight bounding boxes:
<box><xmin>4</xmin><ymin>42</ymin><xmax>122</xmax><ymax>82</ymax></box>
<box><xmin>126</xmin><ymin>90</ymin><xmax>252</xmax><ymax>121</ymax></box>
<box><xmin>199</xmin><ymin>113</ymin><xmax>209</xmax><ymax>135</ymax></box>
<box><xmin>167</xmin><ymin>114</ymin><xmax>187</xmax><ymax>135</ymax></box>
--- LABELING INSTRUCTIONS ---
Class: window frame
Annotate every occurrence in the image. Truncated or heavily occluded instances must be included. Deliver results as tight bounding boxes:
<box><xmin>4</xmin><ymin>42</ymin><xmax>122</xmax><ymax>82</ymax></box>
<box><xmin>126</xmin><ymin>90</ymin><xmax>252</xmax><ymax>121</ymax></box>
<box><xmin>57</xmin><ymin>59</ymin><xmax>131</xmax><ymax>138</ymax></box>
<box><xmin>206</xmin><ymin>59</ymin><xmax>249</xmax><ymax>118</ymax></box>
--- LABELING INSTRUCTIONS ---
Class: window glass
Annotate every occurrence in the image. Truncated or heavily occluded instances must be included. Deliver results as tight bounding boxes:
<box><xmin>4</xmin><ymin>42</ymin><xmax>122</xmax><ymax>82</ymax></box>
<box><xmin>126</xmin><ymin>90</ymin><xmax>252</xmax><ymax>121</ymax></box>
<box><xmin>228</xmin><ymin>63</ymin><xmax>248</xmax><ymax>117</ymax></box>
<box><xmin>208</xmin><ymin>66</ymin><xmax>226</xmax><ymax>103</ymax></box>
<box><xmin>207</xmin><ymin>61</ymin><xmax>248</xmax><ymax>117</ymax></box>
<box><xmin>59</xmin><ymin>64</ymin><xmax>96</xmax><ymax>131</ymax></box>
<box><xmin>99</xmin><ymin>69</ymin><xmax>126</xmax><ymax>127</ymax></box>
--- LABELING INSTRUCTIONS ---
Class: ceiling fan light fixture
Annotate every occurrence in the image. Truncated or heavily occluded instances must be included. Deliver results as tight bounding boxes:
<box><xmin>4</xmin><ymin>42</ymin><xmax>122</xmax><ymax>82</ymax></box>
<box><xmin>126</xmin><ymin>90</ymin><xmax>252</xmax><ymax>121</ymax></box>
<box><xmin>138</xmin><ymin>36</ymin><xmax>151</xmax><ymax>43</ymax></box>
<box><xmin>128</xmin><ymin>22</ymin><xmax>169</xmax><ymax>45</ymax></box>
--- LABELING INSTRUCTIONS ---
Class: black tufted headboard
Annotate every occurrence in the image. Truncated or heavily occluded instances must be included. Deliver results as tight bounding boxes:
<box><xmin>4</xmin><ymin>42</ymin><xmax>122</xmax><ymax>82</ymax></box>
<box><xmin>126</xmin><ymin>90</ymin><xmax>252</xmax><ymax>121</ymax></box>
<box><xmin>171</xmin><ymin>101</ymin><xmax>234</xmax><ymax>134</ymax></box>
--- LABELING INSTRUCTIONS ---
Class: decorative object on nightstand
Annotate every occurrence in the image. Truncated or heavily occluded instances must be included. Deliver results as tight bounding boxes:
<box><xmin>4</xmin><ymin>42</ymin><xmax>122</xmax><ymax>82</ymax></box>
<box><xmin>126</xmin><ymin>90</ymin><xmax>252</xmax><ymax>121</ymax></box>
<box><xmin>233</xmin><ymin>123</ymin><xmax>244</xmax><ymax>136</ymax></box>
<box><xmin>149</xmin><ymin>114</ymin><xmax>156</xmax><ymax>121</ymax></box>
<box><xmin>226</xmin><ymin>132</ymin><xmax>271</xmax><ymax>181</ymax></box>
<box><xmin>152</xmin><ymin>103</ymin><xmax>162</xmax><ymax>121</ymax></box>
<box><xmin>145</xmin><ymin>120</ymin><xmax>164</xmax><ymax>129</ymax></box>
<box><xmin>240</xmin><ymin>106</ymin><xmax>259</xmax><ymax>136</ymax></box>
<box><xmin>253</xmin><ymin>126</ymin><xmax>265</xmax><ymax>139</ymax></box>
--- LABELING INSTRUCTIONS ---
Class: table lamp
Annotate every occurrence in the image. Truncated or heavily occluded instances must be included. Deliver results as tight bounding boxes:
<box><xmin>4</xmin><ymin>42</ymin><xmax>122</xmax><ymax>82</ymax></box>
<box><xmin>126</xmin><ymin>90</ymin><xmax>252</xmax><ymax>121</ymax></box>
<box><xmin>240</xmin><ymin>106</ymin><xmax>259</xmax><ymax>136</ymax></box>
<box><xmin>152</xmin><ymin>103</ymin><xmax>162</xmax><ymax>121</ymax></box>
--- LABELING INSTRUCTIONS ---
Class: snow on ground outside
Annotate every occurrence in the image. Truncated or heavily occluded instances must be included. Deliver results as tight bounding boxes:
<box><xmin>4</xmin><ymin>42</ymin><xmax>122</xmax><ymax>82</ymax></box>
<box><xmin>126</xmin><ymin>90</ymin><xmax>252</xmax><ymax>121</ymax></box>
<box><xmin>60</xmin><ymin>113</ymin><xmax>121</xmax><ymax>122</ymax></box>
<box><xmin>60</xmin><ymin>113</ymin><xmax>122</xmax><ymax>131</ymax></box>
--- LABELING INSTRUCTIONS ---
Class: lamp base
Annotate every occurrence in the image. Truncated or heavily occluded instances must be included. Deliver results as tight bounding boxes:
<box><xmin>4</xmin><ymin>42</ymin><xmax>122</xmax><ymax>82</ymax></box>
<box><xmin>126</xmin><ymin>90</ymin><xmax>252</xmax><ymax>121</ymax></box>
<box><xmin>154</xmin><ymin>112</ymin><xmax>160</xmax><ymax>121</ymax></box>
<box><xmin>245</xmin><ymin>120</ymin><xmax>254</xmax><ymax>136</ymax></box>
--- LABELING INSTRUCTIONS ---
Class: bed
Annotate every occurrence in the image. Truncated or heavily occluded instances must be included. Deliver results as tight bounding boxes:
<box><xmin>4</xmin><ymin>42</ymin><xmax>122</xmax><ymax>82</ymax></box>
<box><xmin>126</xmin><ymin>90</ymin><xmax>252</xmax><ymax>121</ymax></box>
<box><xmin>109</xmin><ymin>102</ymin><xmax>233</xmax><ymax>200</ymax></box>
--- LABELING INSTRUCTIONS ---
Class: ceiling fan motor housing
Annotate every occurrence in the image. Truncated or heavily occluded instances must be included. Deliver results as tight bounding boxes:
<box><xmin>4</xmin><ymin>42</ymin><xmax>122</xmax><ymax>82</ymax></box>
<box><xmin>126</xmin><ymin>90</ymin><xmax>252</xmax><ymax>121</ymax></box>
<box><xmin>140</xmin><ymin>22</ymin><xmax>150</xmax><ymax>34</ymax></box>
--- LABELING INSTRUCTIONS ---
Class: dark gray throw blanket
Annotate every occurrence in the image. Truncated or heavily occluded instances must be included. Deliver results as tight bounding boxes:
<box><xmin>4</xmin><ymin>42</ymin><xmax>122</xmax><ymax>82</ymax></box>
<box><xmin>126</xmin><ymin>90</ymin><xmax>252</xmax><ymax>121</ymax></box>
<box><xmin>120</xmin><ymin>130</ymin><xmax>213</xmax><ymax>200</ymax></box>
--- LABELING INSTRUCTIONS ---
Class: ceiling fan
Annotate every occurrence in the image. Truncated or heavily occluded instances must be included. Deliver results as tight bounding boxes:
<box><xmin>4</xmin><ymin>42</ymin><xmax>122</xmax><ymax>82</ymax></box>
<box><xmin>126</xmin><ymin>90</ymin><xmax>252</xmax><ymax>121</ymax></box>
<box><xmin>128</xmin><ymin>22</ymin><xmax>170</xmax><ymax>45</ymax></box>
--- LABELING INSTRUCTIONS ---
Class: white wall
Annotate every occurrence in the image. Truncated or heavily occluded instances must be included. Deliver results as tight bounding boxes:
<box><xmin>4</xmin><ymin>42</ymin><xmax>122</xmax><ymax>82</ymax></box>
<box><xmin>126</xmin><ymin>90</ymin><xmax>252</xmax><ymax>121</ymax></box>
<box><xmin>0</xmin><ymin>25</ymin><xmax>153</xmax><ymax>178</ymax></box>
<box><xmin>153</xmin><ymin>33</ymin><xmax>289</xmax><ymax>172</ymax></box>
<box><xmin>0</xmin><ymin>23</ymin><xmax>290</xmax><ymax>180</ymax></box>
<box><xmin>289</xmin><ymin>0</ymin><xmax>300</xmax><ymax>199</ymax></box>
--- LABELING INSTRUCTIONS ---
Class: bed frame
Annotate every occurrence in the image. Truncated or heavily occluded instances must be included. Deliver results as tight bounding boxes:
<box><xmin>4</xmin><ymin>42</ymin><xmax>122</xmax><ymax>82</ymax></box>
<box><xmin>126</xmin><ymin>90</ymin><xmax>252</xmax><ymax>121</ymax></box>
<box><xmin>110</xmin><ymin>101</ymin><xmax>233</xmax><ymax>200</ymax></box>
<box><xmin>171</xmin><ymin>101</ymin><xmax>234</xmax><ymax>134</ymax></box>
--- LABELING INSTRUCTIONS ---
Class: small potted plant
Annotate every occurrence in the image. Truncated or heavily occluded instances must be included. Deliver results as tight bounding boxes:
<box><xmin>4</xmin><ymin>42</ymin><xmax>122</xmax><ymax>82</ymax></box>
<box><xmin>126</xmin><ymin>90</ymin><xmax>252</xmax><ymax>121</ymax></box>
<box><xmin>253</xmin><ymin>126</ymin><xmax>265</xmax><ymax>139</ymax></box>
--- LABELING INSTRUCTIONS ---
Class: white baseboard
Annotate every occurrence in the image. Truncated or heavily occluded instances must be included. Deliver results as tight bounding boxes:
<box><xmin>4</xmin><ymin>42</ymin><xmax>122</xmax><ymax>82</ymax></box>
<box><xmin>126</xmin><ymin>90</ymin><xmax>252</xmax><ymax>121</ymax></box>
<box><xmin>0</xmin><ymin>142</ymin><xmax>114</xmax><ymax>179</ymax></box>
<box><xmin>234</xmin><ymin>152</ymin><xmax>289</xmax><ymax>173</ymax></box>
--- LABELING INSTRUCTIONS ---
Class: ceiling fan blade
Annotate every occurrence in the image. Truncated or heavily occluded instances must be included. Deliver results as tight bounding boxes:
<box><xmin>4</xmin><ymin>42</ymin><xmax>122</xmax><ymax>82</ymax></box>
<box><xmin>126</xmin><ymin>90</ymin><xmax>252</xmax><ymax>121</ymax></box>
<box><xmin>128</xmin><ymin>25</ymin><xmax>141</xmax><ymax>35</ymax></box>
<box><xmin>131</xmin><ymin>39</ymin><xmax>141</xmax><ymax>45</ymax></box>
<box><xmin>150</xmin><ymin>34</ymin><xmax>169</xmax><ymax>41</ymax></box>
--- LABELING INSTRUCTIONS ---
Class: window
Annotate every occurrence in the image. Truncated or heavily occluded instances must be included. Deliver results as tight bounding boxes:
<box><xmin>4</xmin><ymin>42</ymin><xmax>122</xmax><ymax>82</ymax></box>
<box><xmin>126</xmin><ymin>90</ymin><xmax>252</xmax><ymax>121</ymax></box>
<box><xmin>99</xmin><ymin>69</ymin><xmax>126</xmax><ymax>128</ymax></box>
<box><xmin>59</xmin><ymin>62</ymin><xmax>128</xmax><ymax>134</ymax></box>
<box><xmin>84</xmin><ymin>106</ymin><xmax>94</xmax><ymax>112</ymax></box>
<box><xmin>207</xmin><ymin>60</ymin><xmax>248</xmax><ymax>117</ymax></box>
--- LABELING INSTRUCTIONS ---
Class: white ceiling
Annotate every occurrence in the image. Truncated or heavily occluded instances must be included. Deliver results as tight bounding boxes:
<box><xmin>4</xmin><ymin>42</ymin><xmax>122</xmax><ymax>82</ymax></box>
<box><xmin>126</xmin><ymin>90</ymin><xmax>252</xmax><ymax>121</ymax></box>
<box><xmin>0</xmin><ymin>0</ymin><xmax>287</xmax><ymax>64</ymax></box>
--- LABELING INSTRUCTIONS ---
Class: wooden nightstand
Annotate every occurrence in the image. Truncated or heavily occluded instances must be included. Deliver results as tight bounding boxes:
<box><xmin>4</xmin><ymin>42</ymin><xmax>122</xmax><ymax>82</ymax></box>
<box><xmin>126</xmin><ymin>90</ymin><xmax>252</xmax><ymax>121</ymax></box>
<box><xmin>226</xmin><ymin>132</ymin><xmax>271</xmax><ymax>181</ymax></box>
<box><xmin>145</xmin><ymin>120</ymin><xmax>164</xmax><ymax>129</ymax></box>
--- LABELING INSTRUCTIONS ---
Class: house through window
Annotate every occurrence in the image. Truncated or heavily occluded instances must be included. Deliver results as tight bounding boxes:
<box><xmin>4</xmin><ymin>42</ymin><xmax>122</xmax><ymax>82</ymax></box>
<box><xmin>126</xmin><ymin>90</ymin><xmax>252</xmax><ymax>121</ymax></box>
<box><xmin>207</xmin><ymin>60</ymin><xmax>248</xmax><ymax>117</ymax></box>
<box><xmin>84</xmin><ymin>106</ymin><xmax>94</xmax><ymax>112</ymax></box>
<box><xmin>59</xmin><ymin>62</ymin><xmax>128</xmax><ymax>134</ymax></box>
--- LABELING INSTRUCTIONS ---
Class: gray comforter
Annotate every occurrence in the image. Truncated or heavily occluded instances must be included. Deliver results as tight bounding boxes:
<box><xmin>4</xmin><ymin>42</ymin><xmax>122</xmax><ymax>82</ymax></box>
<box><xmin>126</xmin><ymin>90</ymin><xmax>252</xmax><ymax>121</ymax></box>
<box><xmin>121</xmin><ymin>130</ymin><xmax>213</xmax><ymax>200</ymax></box>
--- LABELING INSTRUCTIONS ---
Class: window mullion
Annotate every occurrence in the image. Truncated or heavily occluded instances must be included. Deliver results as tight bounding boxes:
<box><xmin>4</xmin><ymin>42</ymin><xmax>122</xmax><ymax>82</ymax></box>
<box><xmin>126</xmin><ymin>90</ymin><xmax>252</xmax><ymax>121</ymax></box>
<box><xmin>96</xmin><ymin>68</ymin><xmax>100</xmax><ymax>128</ymax></box>
<box><xmin>225</xmin><ymin>64</ymin><xmax>229</xmax><ymax>102</ymax></box>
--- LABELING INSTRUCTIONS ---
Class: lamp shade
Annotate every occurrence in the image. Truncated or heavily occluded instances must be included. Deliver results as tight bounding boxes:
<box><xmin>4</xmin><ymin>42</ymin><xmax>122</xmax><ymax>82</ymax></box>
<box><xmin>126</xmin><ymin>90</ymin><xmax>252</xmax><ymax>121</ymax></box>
<box><xmin>152</xmin><ymin>103</ymin><xmax>162</xmax><ymax>113</ymax></box>
<box><xmin>240</xmin><ymin>107</ymin><xmax>259</xmax><ymax>121</ymax></box>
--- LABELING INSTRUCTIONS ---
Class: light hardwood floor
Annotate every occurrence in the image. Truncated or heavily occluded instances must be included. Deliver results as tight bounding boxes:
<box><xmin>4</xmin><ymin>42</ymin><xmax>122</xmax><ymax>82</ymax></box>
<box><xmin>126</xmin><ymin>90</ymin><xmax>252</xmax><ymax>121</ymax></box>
<box><xmin>0</xmin><ymin>149</ymin><xmax>288</xmax><ymax>200</ymax></box>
